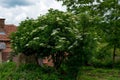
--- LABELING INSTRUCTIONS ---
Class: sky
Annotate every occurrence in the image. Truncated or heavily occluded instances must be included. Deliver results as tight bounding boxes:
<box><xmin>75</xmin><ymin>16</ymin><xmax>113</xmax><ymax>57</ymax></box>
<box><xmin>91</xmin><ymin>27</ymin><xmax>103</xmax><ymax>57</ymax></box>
<box><xmin>0</xmin><ymin>0</ymin><xmax>66</xmax><ymax>26</ymax></box>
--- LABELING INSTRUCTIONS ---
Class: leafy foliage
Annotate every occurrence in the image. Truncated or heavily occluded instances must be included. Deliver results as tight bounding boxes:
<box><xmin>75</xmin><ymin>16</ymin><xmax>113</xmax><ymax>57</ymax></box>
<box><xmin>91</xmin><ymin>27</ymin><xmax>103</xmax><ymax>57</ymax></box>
<box><xmin>11</xmin><ymin>9</ymin><xmax>78</xmax><ymax>69</ymax></box>
<box><xmin>96</xmin><ymin>0</ymin><xmax>120</xmax><ymax>66</ymax></box>
<box><xmin>10</xmin><ymin>0</ymin><xmax>120</xmax><ymax>79</ymax></box>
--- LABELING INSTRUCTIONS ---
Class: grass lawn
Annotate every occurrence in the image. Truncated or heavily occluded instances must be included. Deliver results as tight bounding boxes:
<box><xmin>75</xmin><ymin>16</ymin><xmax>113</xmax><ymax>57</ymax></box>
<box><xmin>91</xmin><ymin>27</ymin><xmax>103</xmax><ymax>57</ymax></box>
<box><xmin>0</xmin><ymin>62</ymin><xmax>120</xmax><ymax>80</ymax></box>
<box><xmin>78</xmin><ymin>67</ymin><xmax>120</xmax><ymax>80</ymax></box>
<box><xmin>0</xmin><ymin>62</ymin><xmax>59</xmax><ymax>80</ymax></box>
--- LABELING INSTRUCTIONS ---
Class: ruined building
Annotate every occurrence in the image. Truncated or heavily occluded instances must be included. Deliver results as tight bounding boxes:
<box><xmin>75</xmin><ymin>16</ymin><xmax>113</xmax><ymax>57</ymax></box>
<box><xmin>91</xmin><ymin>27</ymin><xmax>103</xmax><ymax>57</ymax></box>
<box><xmin>0</xmin><ymin>18</ymin><xmax>17</xmax><ymax>63</ymax></box>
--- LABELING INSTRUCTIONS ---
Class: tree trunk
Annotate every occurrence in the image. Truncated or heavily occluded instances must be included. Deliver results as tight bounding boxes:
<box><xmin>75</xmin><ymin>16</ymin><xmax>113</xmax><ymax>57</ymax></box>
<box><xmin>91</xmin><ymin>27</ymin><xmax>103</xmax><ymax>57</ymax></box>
<box><xmin>112</xmin><ymin>44</ymin><xmax>116</xmax><ymax>68</ymax></box>
<box><xmin>52</xmin><ymin>51</ymin><xmax>64</xmax><ymax>70</ymax></box>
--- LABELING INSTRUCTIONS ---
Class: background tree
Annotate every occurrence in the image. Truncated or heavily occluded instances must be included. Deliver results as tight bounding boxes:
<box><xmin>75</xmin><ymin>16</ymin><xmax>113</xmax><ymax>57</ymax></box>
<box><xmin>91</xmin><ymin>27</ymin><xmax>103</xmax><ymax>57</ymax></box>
<box><xmin>96</xmin><ymin>0</ymin><xmax>120</xmax><ymax>67</ymax></box>
<box><xmin>56</xmin><ymin>0</ymin><xmax>102</xmax><ymax>79</ymax></box>
<box><xmin>57</xmin><ymin>0</ymin><xmax>120</xmax><ymax>67</ymax></box>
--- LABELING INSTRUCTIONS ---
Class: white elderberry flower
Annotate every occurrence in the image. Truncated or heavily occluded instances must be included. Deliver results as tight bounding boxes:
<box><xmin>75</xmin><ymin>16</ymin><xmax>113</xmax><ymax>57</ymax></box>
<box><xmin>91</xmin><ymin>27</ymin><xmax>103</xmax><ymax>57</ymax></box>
<box><xmin>25</xmin><ymin>44</ymin><xmax>29</xmax><ymax>46</ymax></box>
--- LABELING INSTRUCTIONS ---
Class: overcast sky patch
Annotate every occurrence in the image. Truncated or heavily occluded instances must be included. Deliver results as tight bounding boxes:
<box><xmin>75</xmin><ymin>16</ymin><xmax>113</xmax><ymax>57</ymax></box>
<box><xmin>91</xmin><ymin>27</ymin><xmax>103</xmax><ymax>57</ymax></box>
<box><xmin>0</xmin><ymin>0</ymin><xmax>33</xmax><ymax>8</ymax></box>
<box><xmin>0</xmin><ymin>0</ymin><xmax>66</xmax><ymax>25</ymax></box>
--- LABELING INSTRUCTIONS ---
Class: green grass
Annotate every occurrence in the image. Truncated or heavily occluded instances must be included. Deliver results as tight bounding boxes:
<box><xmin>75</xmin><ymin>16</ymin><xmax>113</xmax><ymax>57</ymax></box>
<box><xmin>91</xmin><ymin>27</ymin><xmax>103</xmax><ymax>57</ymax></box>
<box><xmin>78</xmin><ymin>67</ymin><xmax>120</xmax><ymax>80</ymax></box>
<box><xmin>0</xmin><ymin>62</ymin><xmax>59</xmax><ymax>80</ymax></box>
<box><xmin>0</xmin><ymin>62</ymin><xmax>120</xmax><ymax>80</ymax></box>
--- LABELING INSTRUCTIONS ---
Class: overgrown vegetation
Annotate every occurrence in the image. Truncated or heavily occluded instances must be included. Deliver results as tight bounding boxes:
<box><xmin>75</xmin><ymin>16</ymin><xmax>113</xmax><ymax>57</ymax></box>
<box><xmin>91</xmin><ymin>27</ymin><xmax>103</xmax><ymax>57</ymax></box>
<box><xmin>0</xmin><ymin>62</ymin><xmax>120</xmax><ymax>80</ymax></box>
<box><xmin>8</xmin><ymin>0</ymin><xmax>120</xmax><ymax>79</ymax></box>
<box><xmin>78</xmin><ymin>67</ymin><xmax>120</xmax><ymax>80</ymax></box>
<box><xmin>0</xmin><ymin>62</ymin><xmax>60</xmax><ymax>80</ymax></box>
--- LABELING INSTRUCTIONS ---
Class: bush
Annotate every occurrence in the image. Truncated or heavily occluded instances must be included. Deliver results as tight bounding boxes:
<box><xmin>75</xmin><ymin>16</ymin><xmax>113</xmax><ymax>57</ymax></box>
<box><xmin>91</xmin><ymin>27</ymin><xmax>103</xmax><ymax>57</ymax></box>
<box><xmin>91</xmin><ymin>47</ymin><xmax>113</xmax><ymax>68</ymax></box>
<box><xmin>91</xmin><ymin>57</ymin><xmax>113</xmax><ymax>68</ymax></box>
